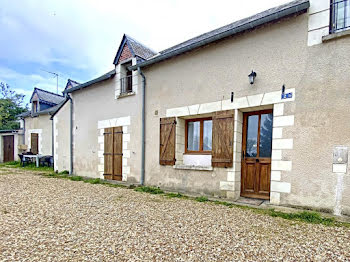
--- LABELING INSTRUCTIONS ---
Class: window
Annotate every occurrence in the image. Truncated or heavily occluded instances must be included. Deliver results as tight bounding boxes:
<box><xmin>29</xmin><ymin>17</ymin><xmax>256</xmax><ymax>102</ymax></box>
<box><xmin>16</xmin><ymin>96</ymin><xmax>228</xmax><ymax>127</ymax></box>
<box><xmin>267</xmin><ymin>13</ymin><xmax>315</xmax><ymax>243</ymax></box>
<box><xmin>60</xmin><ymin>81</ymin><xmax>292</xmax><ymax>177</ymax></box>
<box><xmin>33</xmin><ymin>101</ymin><xmax>38</xmax><ymax>112</ymax></box>
<box><xmin>185</xmin><ymin>118</ymin><xmax>212</xmax><ymax>153</ymax></box>
<box><xmin>120</xmin><ymin>70</ymin><xmax>133</xmax><ymax>94</ymax></box>
<box><xmin>330</xmin><ymin>0</ymin><xmax>350</xmax><ymax>33</ymax></box>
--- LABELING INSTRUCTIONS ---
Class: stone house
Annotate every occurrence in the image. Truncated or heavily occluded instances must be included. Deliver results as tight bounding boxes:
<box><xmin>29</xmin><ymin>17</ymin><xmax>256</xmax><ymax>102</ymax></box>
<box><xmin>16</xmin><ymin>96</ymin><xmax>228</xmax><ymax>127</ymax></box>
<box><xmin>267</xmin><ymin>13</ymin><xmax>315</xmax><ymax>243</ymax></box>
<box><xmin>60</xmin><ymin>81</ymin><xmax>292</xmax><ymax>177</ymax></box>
<box><xmin>18</xmin><ymin>88</ymin><xmax>66</xmax><ymax>156</ymax></box>
<box><xmin>53</xmin><ymin>34</ymin><xmax>156</xmax><ymax>179</ymax></box>
<box><xmin>54</xmin><ymin>0</ymin><xmax>350</xmax><ymax>216</ymax></box>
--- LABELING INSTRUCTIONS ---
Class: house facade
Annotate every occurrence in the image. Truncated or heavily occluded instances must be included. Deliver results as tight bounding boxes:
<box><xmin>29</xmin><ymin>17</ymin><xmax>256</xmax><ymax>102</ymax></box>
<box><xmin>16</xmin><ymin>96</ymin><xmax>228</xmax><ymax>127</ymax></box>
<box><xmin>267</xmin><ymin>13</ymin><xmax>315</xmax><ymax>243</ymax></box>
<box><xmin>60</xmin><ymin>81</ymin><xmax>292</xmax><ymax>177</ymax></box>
<box><xmin>58</xmin><ymin>35</ymin><xmax>156</xmax><ymax>180</ymax></box>
<box><xmin>53</xmin><ymin>0</ymin><xmax>350</xmax><ymax>216</ymax></box>
<box><xmin>19</xmin><ymin>88</ymin><xmax>65</xmax><ymax>156</ymax></box>
<box><xmin>134</xmin><ymin>0</ymin><xmax>350</xmax><ymax>215</ymax></box>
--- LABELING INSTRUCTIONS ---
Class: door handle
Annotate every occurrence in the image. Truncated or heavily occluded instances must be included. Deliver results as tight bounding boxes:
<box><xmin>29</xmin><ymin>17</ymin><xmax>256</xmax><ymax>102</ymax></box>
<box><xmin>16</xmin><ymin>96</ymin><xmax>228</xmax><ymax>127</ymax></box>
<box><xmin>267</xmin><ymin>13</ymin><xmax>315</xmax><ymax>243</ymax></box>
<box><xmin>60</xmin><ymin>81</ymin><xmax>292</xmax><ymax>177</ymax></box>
<box><xmin>256</xmin><ymin>159</ymin><xmax>259</xmax><ymax>163</ymax></box>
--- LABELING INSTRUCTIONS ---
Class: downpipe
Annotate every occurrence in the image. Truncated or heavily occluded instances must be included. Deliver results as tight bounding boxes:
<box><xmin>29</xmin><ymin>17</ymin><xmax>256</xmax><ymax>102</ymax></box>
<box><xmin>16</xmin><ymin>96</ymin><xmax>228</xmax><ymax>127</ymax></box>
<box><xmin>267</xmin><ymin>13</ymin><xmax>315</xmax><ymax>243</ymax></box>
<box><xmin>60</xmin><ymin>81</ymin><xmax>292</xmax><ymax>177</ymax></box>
<box><xmin>138</xmin><ymin>67</ymin><xmax>146</xmax><ymax>186</ymax></box>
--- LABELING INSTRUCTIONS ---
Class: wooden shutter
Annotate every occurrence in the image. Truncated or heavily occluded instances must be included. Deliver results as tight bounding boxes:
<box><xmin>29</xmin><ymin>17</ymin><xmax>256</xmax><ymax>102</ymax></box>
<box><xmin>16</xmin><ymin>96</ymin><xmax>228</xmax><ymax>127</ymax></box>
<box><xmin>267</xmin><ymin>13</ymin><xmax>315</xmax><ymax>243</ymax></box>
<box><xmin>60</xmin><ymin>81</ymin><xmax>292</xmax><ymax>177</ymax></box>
<box><xmin>159</xmin><ymin>117</ymin><xmax>176</xmax><ymax>165</ymax></box>
<box><xmin>113</xmin><ymin>126</ymin><xmax>123</xmax><ymax>181</ymax></box>
<box><xmin>212</xmin><ymin>110</ymin><xmax>234</xmax><ymax>167</ymax></box>
<box><xmin>104</xmin><ymin>128</ymin><xmax>113</xmax><ymax>180</ymax></box>
<box><xmin>31</xmin><ymin>133</ymin><xmax>38</xmax><ymax>155</ymax></box>
<box><xmin>104</xmin><ymin>127</ymin><xmax>123</xmax><ymax>181</ymax></box>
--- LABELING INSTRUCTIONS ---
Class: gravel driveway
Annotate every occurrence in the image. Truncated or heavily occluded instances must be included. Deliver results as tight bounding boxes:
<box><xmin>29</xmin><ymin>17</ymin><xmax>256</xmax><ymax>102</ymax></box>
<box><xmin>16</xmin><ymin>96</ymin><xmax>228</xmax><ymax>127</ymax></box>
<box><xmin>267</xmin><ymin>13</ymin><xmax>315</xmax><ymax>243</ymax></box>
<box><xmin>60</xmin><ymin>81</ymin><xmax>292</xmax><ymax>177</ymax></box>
<box><xmin>0</xmin><ymin>168</ymin><xmax>349</xmax><ymax>261</ymax></box>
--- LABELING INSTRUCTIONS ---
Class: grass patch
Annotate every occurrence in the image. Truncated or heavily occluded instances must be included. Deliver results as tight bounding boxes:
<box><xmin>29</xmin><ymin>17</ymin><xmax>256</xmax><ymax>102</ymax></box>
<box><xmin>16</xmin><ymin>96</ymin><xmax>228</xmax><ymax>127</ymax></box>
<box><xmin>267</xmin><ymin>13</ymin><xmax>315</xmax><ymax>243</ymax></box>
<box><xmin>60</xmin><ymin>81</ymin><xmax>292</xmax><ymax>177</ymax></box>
<box><xmin>165</xmin><ymin>192</ymin><xmax>185</xmax><ymax>198</ymax></box>
<box><xmin>134</xmin><ymin>186</ymin><xmax>164</xmax><ymax>194</ymax></box>
<box><xmin>70</xmin><ymin>176</ymin><xmax>83</xmax><ymax>181</ymax></box>
<box><xmin>195</xmin><ymin>196</ymin><xmax>209</xmax><ymax>202</ymax></box>
<box><xmin>1</xmin><ymin>161</ymin><xmax>54</xmax><ymax>172</ymax></box>
<box><xmin>266</xmin><ymin>209</ymin><xmax>336</xmax><ymax>226</ymax></box>
<box><xmin>84</xmin><ymin>178</ymin><xmax>103</xmax><ymax>184</ymax></box>
<box><xmin>59</xmin><ymin>170</ymin><xmax>69</xmax><ymax>175</ymax></box>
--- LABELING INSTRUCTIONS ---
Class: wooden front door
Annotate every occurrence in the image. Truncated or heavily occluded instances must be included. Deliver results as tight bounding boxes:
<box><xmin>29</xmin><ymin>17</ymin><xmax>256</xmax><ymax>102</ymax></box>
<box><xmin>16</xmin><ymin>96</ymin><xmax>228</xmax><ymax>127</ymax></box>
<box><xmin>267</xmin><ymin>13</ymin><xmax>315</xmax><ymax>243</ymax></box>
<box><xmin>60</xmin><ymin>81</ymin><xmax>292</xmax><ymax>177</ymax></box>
<box><xmin>3</xmin><ymin>135</ymin><xmax>14</xmax><ymax>162</ymax></box>
<box><xmin>241</xmin><ymin>110</ymin><xmax>273</xmax><ymax>200</ymax></box>
<box><xmin>103</xmin><ymin>127</ymin><xmax>123</xmax><ymax>181</ymax></box>
<box><xmin>31</xmin><ymin>133</ymin><xmax>39</xmax><ymax>154</ymax></box>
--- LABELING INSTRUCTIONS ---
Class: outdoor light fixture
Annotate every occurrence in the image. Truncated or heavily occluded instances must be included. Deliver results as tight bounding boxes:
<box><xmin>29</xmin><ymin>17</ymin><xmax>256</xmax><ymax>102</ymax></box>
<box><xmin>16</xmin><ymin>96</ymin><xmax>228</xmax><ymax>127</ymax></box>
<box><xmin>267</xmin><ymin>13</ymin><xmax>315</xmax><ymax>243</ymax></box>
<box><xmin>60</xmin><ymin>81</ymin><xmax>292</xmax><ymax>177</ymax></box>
<box><xmin>248</xmin><ymin>70</ymin><xmax>257</xmax><ymax>85</ymax></box>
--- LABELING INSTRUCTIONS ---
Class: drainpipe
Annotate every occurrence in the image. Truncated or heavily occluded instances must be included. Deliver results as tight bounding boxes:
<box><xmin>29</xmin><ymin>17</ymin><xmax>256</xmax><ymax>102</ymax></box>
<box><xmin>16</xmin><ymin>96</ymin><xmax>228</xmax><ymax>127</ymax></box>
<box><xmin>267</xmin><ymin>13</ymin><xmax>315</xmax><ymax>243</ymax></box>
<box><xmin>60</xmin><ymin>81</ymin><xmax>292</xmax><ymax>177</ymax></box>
<box><xmin>22</xmin><ymin>117</ymin><xmax>25</xmax><ymax>145</ymax></box>
<box><xmin>51</xmin><ymin>118</ymin><xmax>54</xmax><ymax>158</ymax></box>
<box><xmin>68</xmin><ymin>94</ymin><xmax>73</xmax><ymax>175</ymax></box>
<box><xmin>138</xmin><ymin>67</ymin><xmax>146</xmax><ymax>185</ymax></box>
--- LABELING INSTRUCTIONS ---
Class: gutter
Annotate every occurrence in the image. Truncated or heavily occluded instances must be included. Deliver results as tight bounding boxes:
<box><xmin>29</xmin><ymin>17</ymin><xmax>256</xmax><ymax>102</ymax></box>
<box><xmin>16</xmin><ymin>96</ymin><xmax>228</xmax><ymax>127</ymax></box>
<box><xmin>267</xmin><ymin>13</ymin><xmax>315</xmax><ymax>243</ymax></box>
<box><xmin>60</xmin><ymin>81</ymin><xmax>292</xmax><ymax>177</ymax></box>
<box><xmin>129</xmin><ymin>0</ymin><xmax>309</xmax><ymax>70</ymax></box>
<box><xmin>138</xmin><ymin>67</ymin><xmax>146</xmax><ymax>185</ymax></box>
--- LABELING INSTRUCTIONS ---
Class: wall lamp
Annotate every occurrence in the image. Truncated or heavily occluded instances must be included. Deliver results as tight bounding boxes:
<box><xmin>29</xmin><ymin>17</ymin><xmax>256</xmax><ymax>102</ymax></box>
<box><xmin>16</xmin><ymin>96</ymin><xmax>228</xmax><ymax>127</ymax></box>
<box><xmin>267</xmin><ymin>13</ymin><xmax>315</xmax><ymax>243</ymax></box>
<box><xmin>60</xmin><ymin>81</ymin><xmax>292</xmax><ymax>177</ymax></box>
<box><xmin>248</xmin><ymin>70</ymin><xmax>257</xmax><ymax>85</ymax></box>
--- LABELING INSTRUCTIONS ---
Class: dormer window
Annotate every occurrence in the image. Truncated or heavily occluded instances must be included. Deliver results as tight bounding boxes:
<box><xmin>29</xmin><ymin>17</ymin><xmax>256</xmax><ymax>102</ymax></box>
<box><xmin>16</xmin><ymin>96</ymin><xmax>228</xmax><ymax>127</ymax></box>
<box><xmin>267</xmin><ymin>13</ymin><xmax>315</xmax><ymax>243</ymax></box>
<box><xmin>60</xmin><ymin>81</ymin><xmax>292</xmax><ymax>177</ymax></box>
<box><xmin>330</xmin><ymin>0</ymin><xmax>350</xmax><ymax>33</ymax></box>
<box><xmin>33</xmin><ymin>101</ymin><xmax>38</xmax><ymax>113</ymax></box>
<box><xmin>120</xmin><ymin>63</ymin><xmax>133</xmax><ymax>94</ymax></box>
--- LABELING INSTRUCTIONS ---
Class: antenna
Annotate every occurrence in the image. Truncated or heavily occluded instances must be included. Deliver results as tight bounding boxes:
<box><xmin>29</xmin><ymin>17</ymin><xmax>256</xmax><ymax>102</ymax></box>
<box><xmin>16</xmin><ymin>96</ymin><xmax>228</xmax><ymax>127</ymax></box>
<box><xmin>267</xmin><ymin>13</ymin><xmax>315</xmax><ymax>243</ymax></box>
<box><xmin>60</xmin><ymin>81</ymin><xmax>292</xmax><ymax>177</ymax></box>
<box><xmin>41</xmin><ymin>69</ymin><xmax>59</xmax><ymax>94</ymax></box>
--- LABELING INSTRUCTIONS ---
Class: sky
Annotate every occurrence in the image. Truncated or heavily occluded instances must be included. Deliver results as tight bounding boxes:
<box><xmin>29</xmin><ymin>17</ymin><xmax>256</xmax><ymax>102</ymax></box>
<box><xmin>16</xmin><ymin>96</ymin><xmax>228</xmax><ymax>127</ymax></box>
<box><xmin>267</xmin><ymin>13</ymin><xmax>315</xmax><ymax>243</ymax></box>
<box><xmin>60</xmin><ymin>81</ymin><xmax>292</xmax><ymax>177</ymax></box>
<box><xmin>0</xmin><ymin>0</ymin><xmax>291</xmax><ymax>104</ymax></box>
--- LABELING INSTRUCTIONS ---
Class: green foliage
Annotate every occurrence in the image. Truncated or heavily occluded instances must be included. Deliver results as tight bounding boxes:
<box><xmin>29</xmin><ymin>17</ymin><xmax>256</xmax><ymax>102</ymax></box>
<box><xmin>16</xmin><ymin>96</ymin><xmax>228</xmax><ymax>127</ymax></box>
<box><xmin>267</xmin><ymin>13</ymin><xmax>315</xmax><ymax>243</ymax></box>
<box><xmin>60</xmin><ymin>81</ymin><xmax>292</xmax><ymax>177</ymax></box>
<box><xmin>85</xmin><ymin>178</ymin><xmax>102</xmax><ymax>184</ymax></box>
<box><xmin>165</xmin><ymin>192</ymin><xmax>184</xmax><ymax>198</ymax></box>
<box><xmin>0</xmin><ymin>82</ymin><xmax>27</xmax><ymax>130</ymax></box>
<box><xmin>195</xmin><ymin>196</ymin><xmax>209</xmax><ymax>202</ymax></box>
<box><xmin>5</xmin><ymin>161</ymin><xmax>19</xmax><ymax>166</ymax></box>
<box><xmin>59</xmin><ymin>170</ymin><xmax>69</xmax><ymax>174</ymax></box>
<box><xmin>70</xmin><ymin>176</ymin><xmax>83</xmax><ymax>181</ymax></box>
<box><xmin>134</xmin><ymin>186</ymin><xmax>164</xmax><ymax>194</ymax></box>
<box><xmin>267</xmin><ymin>210</ymin><xmax>335</xmax><ymax>226</ymax></box>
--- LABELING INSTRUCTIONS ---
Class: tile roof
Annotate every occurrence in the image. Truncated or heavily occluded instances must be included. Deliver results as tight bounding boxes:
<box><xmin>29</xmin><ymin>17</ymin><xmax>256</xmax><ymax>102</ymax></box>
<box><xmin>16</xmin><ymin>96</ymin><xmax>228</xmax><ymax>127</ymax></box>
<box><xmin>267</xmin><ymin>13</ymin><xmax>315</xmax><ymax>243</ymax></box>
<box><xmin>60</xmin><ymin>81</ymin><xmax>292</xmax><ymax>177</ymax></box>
<box><xmin>160</xmin><ymin>0</ymin><xmax>309</xmax><ymax>55</ymax></box>
<box><xmin>31</xmin><ymin>88</ymin><xmax>65</xmax><ymax>105</ymax></box>
<box><xmin>65</xmin><ymin>79</ymin><xmax>80</xmax><ymax>90</ymax></box>
<box><xmin>125</xmin><ymin>34</ymin><xmax>157</xmax><ymax>60</ymax></box>
<box><xmin>113</xmin><ymin>34</ymin><xmax>157</xmax><ymax>64</ymax></box>
<box><xmin>131</xmin><ymin>0</ymin><xmax>309</xmax><ymax>70</ymax></box>
<box><xmin>65</xmin><ymin>70</ymin><xmax>116</xmax><ymax>94</ymax></box>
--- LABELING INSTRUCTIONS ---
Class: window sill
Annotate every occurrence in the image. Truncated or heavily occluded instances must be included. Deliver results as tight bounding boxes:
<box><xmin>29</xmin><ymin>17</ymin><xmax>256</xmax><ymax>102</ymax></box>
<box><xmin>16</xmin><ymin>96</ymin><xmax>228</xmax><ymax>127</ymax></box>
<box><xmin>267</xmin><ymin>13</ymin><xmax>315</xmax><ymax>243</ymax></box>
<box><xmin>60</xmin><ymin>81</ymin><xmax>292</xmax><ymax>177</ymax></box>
<box><xmin>184</xmin><ymin>152</ymin><xmax>212</xmax><ymax>155</ymax></box>
<box><xmin>322</xmin><ymin>29</ymin><xmax>350</xmax><ymax>43</ymax></box>
<box><xmin>118</xmin><ymin>92</ymin><xmax>135</xmax><ymax>99</ymax></box>
<box><xmin>173</xmin><ymin>164</ymin><xmax>213</xmax><ymax>171</ymax></box>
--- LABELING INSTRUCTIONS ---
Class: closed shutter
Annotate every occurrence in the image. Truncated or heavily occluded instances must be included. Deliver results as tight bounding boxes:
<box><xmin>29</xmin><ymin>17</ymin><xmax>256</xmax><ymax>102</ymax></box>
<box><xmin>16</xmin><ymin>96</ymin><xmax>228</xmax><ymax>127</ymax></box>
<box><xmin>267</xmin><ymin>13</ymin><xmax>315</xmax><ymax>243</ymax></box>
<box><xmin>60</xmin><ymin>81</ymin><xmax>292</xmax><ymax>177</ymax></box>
<box><xmin>104</xmin><ymin>127</ymin><xmax>123</xmax><ymax>181</ymax></box>
<box><xmin>104</xmin><ymin>128</ymin><xmax>113</xmax><ymax>180</ymax></box>
<box><xmin>31</xmin><ymin>133</ymin><xmax>39</xmax><ymax>155</ymax></box>
<box><xmin>113</xmin><ymin>126</ymin><xmax>123</xmax><ymax>181</ymax></box>
<box><xmin>159</xmin><ymin>117</ymin><xmax>176</xmax><ymax>165</ymax></box>
<box><xmin>212</xmin><ymin>110</ymin><xmax>234</xmax><ymax>167</ymax></box>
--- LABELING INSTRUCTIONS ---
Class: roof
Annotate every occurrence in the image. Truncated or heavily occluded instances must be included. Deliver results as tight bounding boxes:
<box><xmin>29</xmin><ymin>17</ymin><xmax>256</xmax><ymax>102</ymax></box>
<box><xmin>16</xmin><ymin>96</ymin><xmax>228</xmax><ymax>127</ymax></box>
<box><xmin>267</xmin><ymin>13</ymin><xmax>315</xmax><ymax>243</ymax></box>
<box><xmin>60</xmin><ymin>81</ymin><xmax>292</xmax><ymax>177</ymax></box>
<box><xmin>113</xmin><ymin>34</ymin><xmax>157</xmax><ymax>65</ymax></box>
<box><xmin>130</xmin><ymin>0</ymin><xmax>309</xmax><ymax>70</ymax></box>
<box><xmin>64</xmin><ymin>79</ymin><xmax>80</xmax><ymax>91</ymax></box>
<box><xmin>50</xmin><ymin>98</ymin><xmax>69</xmax><ymax>119</ymax></box>
<box><xmin>30</xmin><ymin>88</ymin><xmax>65</xmax><ymax>106</ymax></box>
<box><xmin>18</xmin><ymin>99</ymin><xmax>68</xmax><ymax>119</ymax></box>
<box><xmin>65</xmin><ymin>70</ymin><xmax>116</xmax><ymax>94</ymax></box>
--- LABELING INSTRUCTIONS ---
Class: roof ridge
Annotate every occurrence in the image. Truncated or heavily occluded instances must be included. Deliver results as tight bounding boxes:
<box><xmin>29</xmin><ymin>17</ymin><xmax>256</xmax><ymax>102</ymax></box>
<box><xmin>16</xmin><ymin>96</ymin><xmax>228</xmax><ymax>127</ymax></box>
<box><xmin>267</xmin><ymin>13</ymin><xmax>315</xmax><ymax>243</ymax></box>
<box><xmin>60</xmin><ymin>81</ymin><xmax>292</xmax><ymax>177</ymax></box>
<box><xmin>34</xmin><ymin>87</ymin><xmax>64</xmax><ymax>97</ymax></box>
<box><xmin>160</xmin><ymin>0</ymin><xmax>308</xmax><ymax>54</ymax></box>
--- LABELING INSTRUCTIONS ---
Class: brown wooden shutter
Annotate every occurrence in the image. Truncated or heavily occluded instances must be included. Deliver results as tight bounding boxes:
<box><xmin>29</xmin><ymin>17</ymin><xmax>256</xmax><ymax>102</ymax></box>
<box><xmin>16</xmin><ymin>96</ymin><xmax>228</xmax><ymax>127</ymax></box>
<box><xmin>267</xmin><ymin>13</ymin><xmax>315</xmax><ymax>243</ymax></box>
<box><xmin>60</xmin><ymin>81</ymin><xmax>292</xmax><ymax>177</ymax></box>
<box><xmin>159</xmin><ymin>117</ymin><xmax>176</xmax><ymax>165</ymax></box>
<box><xmin>212</xmin><ymin>110</ymin><xmax>234</xmax><ymax>167</ymax></box>
<box><xmin>104</xmin><ymin>128</ymin><xmax>113</xmax><ymax>180</ymax></box>
<box><xmin>104</xmin><ymin>127</ymin><xmax>123</xmax><ymax>181</ymax></box>
<box><xmin>31</xmin><ymin>133</ymin><xmax>39</xmax><ymax>155</ymax></box>
<box><xmin>112</xmin><ymin>126</ymin><xmax>123</xmax><ymax>181</ymax></box>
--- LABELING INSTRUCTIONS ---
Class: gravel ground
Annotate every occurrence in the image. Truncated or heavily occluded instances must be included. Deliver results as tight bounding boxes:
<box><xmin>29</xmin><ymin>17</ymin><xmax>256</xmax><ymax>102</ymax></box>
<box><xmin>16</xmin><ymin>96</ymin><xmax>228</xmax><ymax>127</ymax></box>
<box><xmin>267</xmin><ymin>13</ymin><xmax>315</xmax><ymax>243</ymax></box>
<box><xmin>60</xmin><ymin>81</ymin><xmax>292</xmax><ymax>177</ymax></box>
<box><xmin>0</xmin><ymin>168</ymin><xmax>349</xmax><ymax>261</ymax></box>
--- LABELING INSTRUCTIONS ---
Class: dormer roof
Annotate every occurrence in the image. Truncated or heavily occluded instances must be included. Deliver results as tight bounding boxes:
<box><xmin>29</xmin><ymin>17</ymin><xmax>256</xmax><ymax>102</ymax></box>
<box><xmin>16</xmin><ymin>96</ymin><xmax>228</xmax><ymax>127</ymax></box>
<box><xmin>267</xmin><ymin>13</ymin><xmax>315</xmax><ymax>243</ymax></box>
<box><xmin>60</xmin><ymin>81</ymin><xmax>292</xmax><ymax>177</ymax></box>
<box><xmin>113</xmin><ymin>34</ymin><xmax>157</xmax><ymax>65</ymax></box>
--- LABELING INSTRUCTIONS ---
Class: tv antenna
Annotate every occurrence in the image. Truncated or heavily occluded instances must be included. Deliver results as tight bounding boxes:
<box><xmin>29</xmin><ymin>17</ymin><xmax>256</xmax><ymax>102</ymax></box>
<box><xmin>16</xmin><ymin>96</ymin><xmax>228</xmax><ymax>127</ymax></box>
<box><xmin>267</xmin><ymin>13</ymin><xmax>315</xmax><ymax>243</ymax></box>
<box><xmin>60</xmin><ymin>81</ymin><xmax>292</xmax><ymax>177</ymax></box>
<box><xmin>41</xmin><ymin>69</ymin><xmax>59</xmax><ymax>94</ymax></box>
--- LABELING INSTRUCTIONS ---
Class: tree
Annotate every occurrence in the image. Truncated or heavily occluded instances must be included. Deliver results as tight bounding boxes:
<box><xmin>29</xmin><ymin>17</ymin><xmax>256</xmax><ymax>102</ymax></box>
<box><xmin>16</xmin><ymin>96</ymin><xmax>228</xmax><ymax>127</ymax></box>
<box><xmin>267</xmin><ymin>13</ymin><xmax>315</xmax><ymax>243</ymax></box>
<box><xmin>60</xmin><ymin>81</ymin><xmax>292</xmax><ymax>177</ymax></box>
<box><xmin>0</xmin><ymin>82</ymin><xmax>27</xmax><ymax>130</ymax></box>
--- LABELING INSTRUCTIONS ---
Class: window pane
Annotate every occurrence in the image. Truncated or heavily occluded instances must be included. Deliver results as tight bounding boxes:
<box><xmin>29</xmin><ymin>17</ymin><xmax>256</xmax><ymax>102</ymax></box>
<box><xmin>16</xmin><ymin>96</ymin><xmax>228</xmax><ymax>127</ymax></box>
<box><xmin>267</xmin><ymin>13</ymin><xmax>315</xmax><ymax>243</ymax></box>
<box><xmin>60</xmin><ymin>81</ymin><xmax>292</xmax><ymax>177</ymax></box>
<box><xmin>246</xmin><ymin>115</ymin><xmax>258</xmax><ymax>157</ymax></box>
<box><xmin>259</xmin><ymin>113</ymin><xmax>273</xmax><ymax>158</ymax></box>
<box><xmin>187</xmin><ymin>121</ymin><xmax>200</xmax><ymax>151</ymax></box>
<box><xmin>203</xmin><ymin>120</ymin><xmax>212</xmax><ymax>151</ymax></box>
